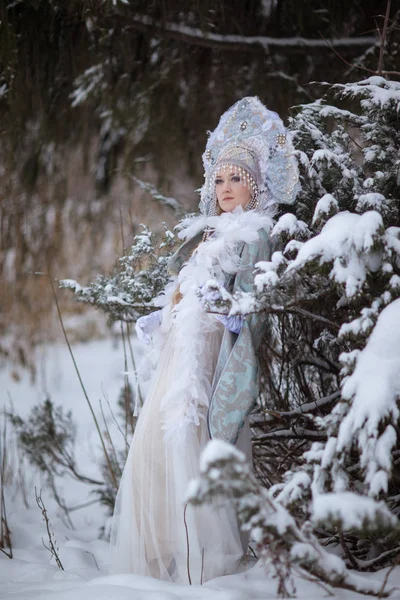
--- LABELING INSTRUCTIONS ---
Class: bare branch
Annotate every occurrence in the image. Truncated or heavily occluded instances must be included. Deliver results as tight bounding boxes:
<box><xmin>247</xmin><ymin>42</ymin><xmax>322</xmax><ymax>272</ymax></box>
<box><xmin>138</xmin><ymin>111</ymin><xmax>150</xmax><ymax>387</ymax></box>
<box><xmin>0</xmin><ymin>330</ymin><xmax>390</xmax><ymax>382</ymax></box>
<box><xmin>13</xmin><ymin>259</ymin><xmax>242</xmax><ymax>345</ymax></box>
<box><xmin>35</xmin><ymin>488</ymin><xmax>64</xmax><ymax>570</ymax></box>
<box><xmin>357</xmin><ymin>547</ymin><xmax>400</xmax><ymax>571</ymax></box>
<box><xmin>131</xmin><ymin>176</ymin><xmax>185</xmax><ymax>217</ymax></box>
<box><xmin>339</xmin><ymin>528</ymin><xmax>359</xmax><ymax>570</ymax></box>
<box><xmin>183</xmin><ymin>504</ymin><xmax>192</xmax><ymax>585</ymax></box>
<box><xmin>252</xmin><ymin>391</ymin><xmax>340</xmax><ymax>425</ymax></box>
<box><xmin>0</xmin><ymin>415</ymin><xmax>12</xmax><ymax>558</ymax></box>
<box><xmin>319</xmin><ymin>29</ymin><xmax>400</xmax><ymax>77</ymax></box>
<box><xmin>127</xmin><ymin>14</ymin><xmax>378</xmax><ymax>53</ymax></box>
<box><xmin>255</xmin><ymin>428</ymin><xmax>326</xmax><ymax>442</ymax></box>
<box><xmin>378</xmin><ymin>0</ymin><xmax>392</xmax><ymax>75</ymax></box>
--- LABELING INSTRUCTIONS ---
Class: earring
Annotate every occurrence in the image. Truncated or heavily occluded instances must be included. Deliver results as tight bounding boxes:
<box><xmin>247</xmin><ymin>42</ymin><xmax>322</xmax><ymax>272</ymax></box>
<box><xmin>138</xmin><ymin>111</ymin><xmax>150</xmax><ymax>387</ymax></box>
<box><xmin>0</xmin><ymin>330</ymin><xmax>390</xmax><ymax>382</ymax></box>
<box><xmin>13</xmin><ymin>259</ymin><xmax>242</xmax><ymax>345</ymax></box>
<box><xmin>245</xmin><ymin>188</ymin><xmax>259</xmax><ymax>212</ymax></box>
<box><xmin>202</xmin><ymin>192</ymin><xmax>218</xmax><ymax>241</ymax></box>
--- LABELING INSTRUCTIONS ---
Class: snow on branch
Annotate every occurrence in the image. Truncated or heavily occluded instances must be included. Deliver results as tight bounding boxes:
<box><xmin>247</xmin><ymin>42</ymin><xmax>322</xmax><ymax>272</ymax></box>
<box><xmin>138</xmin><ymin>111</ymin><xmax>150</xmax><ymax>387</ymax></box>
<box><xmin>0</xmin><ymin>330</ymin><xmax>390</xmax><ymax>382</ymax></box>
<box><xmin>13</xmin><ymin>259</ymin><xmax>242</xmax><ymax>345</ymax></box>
<box><xmin>131</xmin><ymin>176</ymin><xmax>185</xmax><ymax>217</ymax></box>
<box><xmin>60</xmin><ymin>225</ymin><xmax>177</xmax><ymax>323</ymax></box>
<box><xmin>337</xmin><ymin>299</ymin><xmax>400</xmax><ymax>497</ymax></box>
<box><xmin>253</xmin><ymin>391</ymin><xmax>340</xmax><ymax>424</ymax></box>
<box><xmin>333</xmin><ymin>77</ymin><xmax>400</xmax><ymax>110</ymax></box>
<box><xmin>229</xmin><ymin>78</ymin><xmax>400</xmax><ymax>569</ymax></box>
<box><xmin>286</xmin><ymin>210</ymin><xmax>385</xmax><ymax>298</ymax></box>
<box><xmin>188</xmin><ymin>440</ymin><xmax>392</xmax><ymax>597</ymax></box>
<box><xmin>312</xmin><ymin>492</ymin><xmax>398</xmax><ymax>534</ymax></box>
<box><xmin>128</xmin><ymin>13</ymin><xmax>378</xmax><ymax>53</ymax></box>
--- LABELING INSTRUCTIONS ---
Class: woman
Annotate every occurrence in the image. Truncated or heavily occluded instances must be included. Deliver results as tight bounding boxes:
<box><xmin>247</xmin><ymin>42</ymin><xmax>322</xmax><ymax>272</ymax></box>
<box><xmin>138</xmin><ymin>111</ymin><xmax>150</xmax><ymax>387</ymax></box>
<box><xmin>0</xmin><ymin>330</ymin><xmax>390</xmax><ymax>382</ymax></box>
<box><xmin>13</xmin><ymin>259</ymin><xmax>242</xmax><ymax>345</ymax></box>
<box><xmin>110</xmin><ymin>97</ymin><xmax>300</xmax><ymax>583</ymax></box>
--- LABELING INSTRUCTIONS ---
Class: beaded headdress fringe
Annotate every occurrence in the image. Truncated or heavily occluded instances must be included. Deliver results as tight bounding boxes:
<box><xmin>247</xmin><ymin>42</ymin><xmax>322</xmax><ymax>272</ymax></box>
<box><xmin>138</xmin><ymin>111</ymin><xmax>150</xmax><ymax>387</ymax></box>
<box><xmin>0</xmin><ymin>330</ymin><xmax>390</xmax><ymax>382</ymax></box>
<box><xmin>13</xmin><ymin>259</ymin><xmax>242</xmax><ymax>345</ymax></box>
<box><xmin>199</xmin><ymin>96</ymin><xmax>301</xmax><ymax>218</ymax></box>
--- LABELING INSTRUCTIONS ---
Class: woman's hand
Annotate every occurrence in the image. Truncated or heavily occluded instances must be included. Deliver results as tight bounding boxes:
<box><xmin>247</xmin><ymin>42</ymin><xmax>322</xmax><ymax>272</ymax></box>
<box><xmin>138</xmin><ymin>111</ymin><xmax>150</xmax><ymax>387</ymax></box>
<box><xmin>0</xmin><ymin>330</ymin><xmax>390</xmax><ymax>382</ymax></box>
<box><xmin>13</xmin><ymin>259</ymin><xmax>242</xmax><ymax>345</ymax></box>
<box><xmin>136</xmin><ymin>310</ymin><xmax>163</xmax><ymax>345</ymax></box>
<box><xmin>216</xmin><ymin>314</ymin><xmax>243</xmax><ymax>335</ymax></box>
<box><xmin>199</xmin><ymin>283</ymin><xmax>242</xmax><ymax>333</ymax></box>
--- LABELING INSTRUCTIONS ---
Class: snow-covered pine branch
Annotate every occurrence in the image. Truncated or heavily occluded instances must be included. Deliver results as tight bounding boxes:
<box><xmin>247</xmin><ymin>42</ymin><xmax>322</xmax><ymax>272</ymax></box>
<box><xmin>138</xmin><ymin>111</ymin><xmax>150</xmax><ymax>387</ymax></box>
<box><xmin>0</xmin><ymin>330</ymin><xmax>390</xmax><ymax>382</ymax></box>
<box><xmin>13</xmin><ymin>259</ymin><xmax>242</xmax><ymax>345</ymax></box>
<box><xmin>188</xmin><ymin>440</ymin><xmax>393</xmax><ymax>597</ymax></box>
<box><xmin>263</xmin><ymin>80</ymin><xmax>400</xmax><ymax>524</ymax></box>
<box><xmin>62</xmin><ymin>75</ymin><xmax>400</xmax><ymax>571</ymax></box>
<box><xmin>202</xmin><ymin>77</ymin><xmax>400</xmax><ymax>565</ymax></box>
<box><xmin>60</xmin><ymin>225</ymin><xmax>177</xmax><ymax>323</ymax></box>
<box><xmin>131</xmin><ymin>176</ymin><xmax>185</xmax><ymax>217</ymax></box>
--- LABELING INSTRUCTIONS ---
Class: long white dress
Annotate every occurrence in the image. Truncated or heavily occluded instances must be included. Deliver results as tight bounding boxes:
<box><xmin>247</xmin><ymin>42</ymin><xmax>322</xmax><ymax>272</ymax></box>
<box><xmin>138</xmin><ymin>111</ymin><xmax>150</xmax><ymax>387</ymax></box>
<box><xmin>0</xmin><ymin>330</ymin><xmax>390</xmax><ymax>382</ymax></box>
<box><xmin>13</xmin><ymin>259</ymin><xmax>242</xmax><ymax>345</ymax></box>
<box><xmin>110</xmin><ymin>210</ymin><xmax>264</xmax><ymax>584</ymax></box>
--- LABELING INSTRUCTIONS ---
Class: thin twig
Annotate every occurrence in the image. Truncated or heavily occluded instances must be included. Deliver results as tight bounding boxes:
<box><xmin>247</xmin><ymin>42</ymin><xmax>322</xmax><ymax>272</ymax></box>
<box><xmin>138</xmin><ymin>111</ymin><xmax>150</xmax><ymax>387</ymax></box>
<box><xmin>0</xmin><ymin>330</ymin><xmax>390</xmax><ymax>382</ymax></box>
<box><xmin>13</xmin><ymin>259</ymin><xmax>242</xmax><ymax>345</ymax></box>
<box><xmin>0</xmin><ymin>414</ymin><xmax>12</xmax><ymax>558</ymax></box>
<box><xmin>290</xmin><ymin>307</ymin><xmax>340</xmax><ymax>331</ymax></box>
<box><xmin>0</xmin><ymin>546</ymin><xmax>12</xmax><ymax>558</ymax></box>
<box><xmin>126</xmin><ymin>322</ymin><xmax>144</xmax><ymax>412</ymax></box>
<box><xmin>319</xmin><ymin>30</ymin><xmax>400</xmax><ymax>77</ymax></box>
<box><xmin>99</xmin><ymin>398</ymin><xmax>122</xmax><ymax>478</ymax></box>
<box><xmin>84</xmin><ymin>550</ymin><xmax>100</xmax><ymax>571</ymax></box>
<box><xmin>47</xmin><ymin>476</ymin><xmax>74</xmax><ymax>530</ymax></box>
<box><xmin>249</xmin><ymin>545</ymin><xmax>258</xmax><ymax>559</ymax></box>
<box><xmin>378</xmin><ymin>555</ymin><xmax>400</xmax><ymax>598</ymax></box>
<box><xmin>101</xmin><ymin>385</ymin><xmax>129</xmax><ymax>449</ymax></box>
<box><xmin>66</xmin><ymin>499</ymin><xmax>101</xmax><ymax>512</ymax></box>
<box><xmin>119</xmin><ymin>203</ymin><xmax>126</xmax><ymax>253</ymax></box>
<box><xmin>131</xmin><ymin>175</ymin><xmax>185</xmax><ymax>216</ymax></box>
<box><xmin>358</xmin><ymin>546</ymin><xmax>400</xmax><ymax>570</ymax></box>
<box><xmin>35</xmin><ymin>487</ymin><xmax>64</xmax><ymax>570</ymax></box>
<box><xmin>293</xmin><ymin>565</ymin><xmax>334</xmax><ymax>596</ymax></box>
<box><xmin>208</xmin><ymin>304</ymin><xmax>339</xmax><ymax>331</ymax></box>
<box><xmin>338</xmin><ymin>528</ymin><xmax>358</xmax><ymax>570</ymax></box>
<box><xmin>183</xmin><ymin>504</ymin><xmax>192</xmax><ymax>585</ymax></box>
<box><xmin>200</xmin><ymin>547</ymin><xmax>205</xmax><ymax>585</ymax></box>
<box><xmin>120</xmin><ymin>323</ymin><xmax>135</xmax><ymax>440</ymax></box>
<box><xmin>378</xmin><ymin>0</ymin><xmax>392</xmax><ymax>75</ymax></box>
<box><xmin>255</xmin><ymin>428</ymin><xmax>326</xmax><ymax>442</ymax></box>
<box><xmin>253</xmin><ymin>391</ymin><xmax>340</xmax><ymax>424</ymax></box>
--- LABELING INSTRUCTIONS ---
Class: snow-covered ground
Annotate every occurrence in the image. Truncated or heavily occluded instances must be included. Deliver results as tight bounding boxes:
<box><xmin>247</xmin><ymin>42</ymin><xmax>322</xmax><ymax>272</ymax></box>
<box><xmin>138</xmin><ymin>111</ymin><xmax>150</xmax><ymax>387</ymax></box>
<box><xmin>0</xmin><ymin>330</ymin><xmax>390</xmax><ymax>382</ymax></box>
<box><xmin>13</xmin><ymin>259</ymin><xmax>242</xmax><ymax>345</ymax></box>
<box><xmin>1</xmin><ymin>335</ymin><xmax>399</xmax><ymax>599</ymax></box>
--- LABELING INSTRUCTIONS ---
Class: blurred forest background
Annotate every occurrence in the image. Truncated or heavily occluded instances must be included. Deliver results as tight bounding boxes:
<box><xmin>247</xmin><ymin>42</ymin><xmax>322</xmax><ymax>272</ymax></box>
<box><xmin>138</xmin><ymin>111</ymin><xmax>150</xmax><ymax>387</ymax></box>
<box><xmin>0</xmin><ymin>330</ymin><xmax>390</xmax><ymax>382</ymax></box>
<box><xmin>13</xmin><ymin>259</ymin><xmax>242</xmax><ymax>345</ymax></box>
<box><xmin>0</xmin><ymin>0</ymin><xmax>398</xmax><ymax>372</ymax></box>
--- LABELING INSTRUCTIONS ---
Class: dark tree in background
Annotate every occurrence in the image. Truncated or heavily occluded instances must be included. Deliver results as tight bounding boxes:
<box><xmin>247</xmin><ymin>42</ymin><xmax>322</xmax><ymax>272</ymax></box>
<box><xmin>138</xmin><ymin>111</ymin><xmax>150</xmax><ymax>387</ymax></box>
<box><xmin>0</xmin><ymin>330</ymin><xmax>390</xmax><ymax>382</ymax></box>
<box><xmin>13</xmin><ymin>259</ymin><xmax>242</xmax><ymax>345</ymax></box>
<box><xmin>2</xmin><ymin>4</ymin><xmax>400</xmax><ymax>588</ymax></box>
<box><xmin>0</xmin><ymin>0</ymin><xmax>393</xmax><ymax>186</ymax></box>
<box><xmin>0</xmin><ymin>0</ymin><xmax>398</xmax><ymax>366</ymax></box>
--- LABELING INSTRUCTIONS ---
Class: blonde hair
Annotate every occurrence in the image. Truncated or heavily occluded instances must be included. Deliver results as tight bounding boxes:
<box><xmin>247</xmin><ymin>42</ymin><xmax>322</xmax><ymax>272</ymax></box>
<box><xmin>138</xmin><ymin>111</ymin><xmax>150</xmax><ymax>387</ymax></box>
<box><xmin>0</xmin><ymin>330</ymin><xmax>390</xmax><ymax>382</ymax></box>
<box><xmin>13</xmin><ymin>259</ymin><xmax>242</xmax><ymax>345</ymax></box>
<box><xmin>171</xmin><ymin>285</ymin><xmax>183</xmax><ymax>306</ymax></box>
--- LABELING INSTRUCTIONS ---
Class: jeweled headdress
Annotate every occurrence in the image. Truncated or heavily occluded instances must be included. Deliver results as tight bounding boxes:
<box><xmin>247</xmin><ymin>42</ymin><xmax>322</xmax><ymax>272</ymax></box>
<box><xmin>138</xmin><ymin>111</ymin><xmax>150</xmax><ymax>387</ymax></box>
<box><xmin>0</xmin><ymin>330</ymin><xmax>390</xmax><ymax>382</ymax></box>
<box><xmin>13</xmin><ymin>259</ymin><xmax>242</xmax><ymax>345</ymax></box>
<box><xmin>199</xmin><ymin>96</ymin><xmax>301</xmax><ymax>216</ymax></box>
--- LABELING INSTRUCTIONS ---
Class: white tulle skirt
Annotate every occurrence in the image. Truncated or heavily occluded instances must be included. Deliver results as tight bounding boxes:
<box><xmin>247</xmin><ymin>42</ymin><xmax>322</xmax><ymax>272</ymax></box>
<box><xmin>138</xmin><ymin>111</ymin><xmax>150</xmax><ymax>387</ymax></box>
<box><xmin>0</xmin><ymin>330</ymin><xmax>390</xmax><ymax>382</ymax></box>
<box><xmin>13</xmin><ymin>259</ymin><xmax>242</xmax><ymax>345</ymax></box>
<box><xmin>109</xmin><ymin>318</ymin><xmax>251</xmax><ymax>584</ymax></box>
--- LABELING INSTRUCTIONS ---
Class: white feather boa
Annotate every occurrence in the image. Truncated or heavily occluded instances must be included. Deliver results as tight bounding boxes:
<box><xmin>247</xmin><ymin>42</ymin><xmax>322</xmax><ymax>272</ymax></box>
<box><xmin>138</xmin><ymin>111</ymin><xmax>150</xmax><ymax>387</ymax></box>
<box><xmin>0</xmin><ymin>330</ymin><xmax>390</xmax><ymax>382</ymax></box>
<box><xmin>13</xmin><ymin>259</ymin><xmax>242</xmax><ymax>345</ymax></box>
<box><xmin>153</xmin><ymin>207</ymin><xmax>273</xmax><ymax>439</ymax></box>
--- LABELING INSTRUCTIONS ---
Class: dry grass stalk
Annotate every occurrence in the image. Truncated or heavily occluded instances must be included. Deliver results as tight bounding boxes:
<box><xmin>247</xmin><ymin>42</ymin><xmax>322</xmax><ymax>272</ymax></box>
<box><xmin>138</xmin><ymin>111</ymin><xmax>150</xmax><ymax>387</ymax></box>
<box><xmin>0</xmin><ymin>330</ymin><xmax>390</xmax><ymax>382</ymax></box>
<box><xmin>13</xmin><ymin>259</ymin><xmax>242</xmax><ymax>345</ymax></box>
<box><xmin>48</xmin><ymin>266</ymin><xmax>119</xmax><ymax>492</ymax></box>
<box><xmin>35</xmin><ymin>488</ymin><xmax>64</xmax><ymax>570</ymax></box>
<box><xmin>0</xmin><ymin>413</ymin><xmax>12</xmax><ymax>558</ymax></box>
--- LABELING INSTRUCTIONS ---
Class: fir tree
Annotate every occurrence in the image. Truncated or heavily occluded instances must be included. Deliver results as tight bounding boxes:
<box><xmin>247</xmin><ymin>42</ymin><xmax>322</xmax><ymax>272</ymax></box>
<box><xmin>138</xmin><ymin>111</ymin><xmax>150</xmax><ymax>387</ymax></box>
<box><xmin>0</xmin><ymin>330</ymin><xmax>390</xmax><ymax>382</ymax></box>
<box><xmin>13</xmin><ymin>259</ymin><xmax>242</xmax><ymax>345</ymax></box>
<box><xmin>63</xmin><ymin>76</ymin><xmax>400</xmax><ymax>583</ymax></box>
<box><xmin>202</xmin><ymin>77</ymin><xmax>400</xmax><ymax>572</ymax></box>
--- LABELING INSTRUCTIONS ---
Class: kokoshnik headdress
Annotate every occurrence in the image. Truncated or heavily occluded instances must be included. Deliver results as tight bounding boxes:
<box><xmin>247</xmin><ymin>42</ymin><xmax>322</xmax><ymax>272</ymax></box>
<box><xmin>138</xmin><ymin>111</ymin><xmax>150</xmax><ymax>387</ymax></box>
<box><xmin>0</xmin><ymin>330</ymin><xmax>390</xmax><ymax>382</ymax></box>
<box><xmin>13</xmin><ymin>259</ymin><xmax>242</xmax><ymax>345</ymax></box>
<box><xmin>199</xmin><ymin>96</ymin><xmax>301</xmax><ymax>216</ymax></box>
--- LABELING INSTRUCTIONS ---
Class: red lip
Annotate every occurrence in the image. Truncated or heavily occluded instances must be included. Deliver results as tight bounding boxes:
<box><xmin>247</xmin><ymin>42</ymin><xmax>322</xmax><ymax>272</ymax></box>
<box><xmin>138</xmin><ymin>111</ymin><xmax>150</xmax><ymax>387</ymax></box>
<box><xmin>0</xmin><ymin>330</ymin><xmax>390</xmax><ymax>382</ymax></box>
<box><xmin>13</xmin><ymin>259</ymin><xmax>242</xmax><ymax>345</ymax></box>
<box><xmin>223</xmin><ymin>197</ymin><xmax>233</xmax><ymax>200</ymax></box>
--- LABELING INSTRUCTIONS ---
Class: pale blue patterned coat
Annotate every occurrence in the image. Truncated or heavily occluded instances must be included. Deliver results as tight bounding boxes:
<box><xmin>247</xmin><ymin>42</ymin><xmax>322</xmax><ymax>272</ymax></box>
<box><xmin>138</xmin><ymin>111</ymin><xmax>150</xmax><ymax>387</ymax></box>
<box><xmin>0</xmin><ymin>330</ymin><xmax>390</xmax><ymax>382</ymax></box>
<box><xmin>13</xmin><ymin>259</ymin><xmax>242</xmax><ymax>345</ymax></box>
<box><xmin>168</xmin><ymin>227</ymin><xmax>272</xmax><ymax>445</ymax></box>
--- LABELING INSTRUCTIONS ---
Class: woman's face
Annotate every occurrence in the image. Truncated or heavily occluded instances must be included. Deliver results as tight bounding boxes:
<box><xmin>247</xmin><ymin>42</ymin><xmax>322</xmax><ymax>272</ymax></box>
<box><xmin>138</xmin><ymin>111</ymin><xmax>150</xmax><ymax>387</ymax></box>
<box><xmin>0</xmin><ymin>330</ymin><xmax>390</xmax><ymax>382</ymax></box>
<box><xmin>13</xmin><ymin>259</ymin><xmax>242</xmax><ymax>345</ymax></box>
<box><xmin>215</xmin><ymin>169</ymin><xmax>252</xmax><ymax>213</ymax></box>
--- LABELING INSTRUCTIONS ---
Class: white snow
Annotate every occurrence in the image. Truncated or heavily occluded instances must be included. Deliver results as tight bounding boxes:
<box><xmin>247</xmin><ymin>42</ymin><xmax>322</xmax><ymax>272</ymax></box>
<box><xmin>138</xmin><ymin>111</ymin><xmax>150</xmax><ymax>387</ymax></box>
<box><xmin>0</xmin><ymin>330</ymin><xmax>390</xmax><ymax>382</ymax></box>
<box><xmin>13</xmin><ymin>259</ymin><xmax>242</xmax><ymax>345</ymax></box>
<box><xmin>260</xmin><ymin>0</ymin><xmax>274</xmax><ymax>18</ymax></box>
<box><xmin>338</xmin><ymin>299</ymin><xmax>400</xmax><ymax>495</ymax></box>
<box><xmin>271</xmin><ymin>213</ymin><xmax>308</xmax><ymax>238</ymax></box>
<box><xmin>283</xmin><ymin>239</ymin><xmax>304</xmax><ymax>255</ymax></box>
<box><xmin>287</xmin><ymin>211</ymin><xmax>384</xmax><ymax>297</ymax></box>
<box><xmin>312</xmin><ymin>193</ymin><xmax>338</xmax><ymax>225</ymax></box>
<box><xmin>1</xmin><ymin>332</ymin><xmax>400</xmax><ymax>599</ymax></box>
<box><xmin>274</xmin><ymin>471</ymin><xmax>311</xmax><ymax>505</ymax></box>
<box><xmin>199</xmin><ymin>439</ymin><xmax>245</xmax><ymax>473</ymax></box>
<box><xmin>355</xmin><ymin>77</ymin><xmax>400</xmax><ymax>108</ymax></box>
<box><xmin>312</xmin><ymin>492</ymin><xmax>397</xmax><ymax>531</ymax></box>
<box><xmin>70</xmin><ymin>64</ymin><xmax>106</xmax><ymax>108</ymax></box>
<box><xmin>356</xmin><ymin>193</ymin><xmax>386</xmax><ymax>214</ymax></box>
